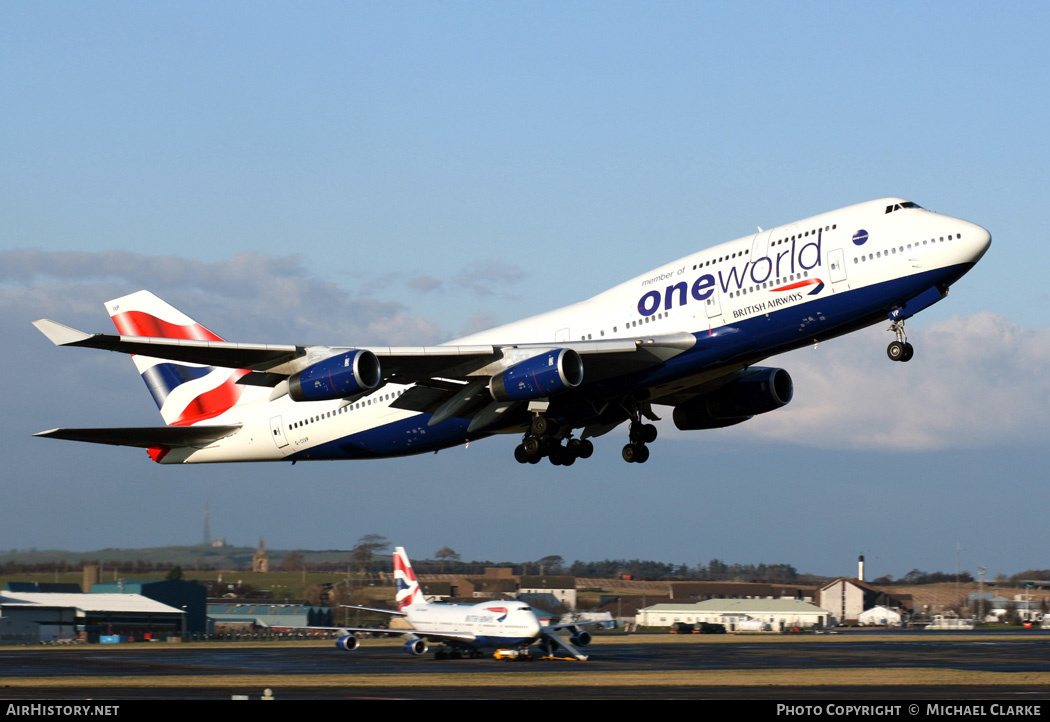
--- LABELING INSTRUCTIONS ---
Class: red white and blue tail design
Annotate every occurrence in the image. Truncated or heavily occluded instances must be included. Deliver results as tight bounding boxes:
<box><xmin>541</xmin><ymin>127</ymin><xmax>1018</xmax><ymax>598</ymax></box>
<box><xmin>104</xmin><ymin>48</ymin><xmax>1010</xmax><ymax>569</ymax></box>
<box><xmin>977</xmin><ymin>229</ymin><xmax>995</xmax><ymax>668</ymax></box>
<box><xmin>394</xmin><ymin>546</ymin><xmax>425</xmax><ymax>611</ymax></box>
<box><xmin>105</xmin><ymin>291</ymin><xmax>255</xmax><ymax>427</ymax></box>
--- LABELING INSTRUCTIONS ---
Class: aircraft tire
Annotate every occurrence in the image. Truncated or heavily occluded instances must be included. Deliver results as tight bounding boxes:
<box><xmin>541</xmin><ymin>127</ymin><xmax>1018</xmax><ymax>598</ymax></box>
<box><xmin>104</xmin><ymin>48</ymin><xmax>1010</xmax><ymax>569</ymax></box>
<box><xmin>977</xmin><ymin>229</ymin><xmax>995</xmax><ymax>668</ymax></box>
<box><xmin>887</xmin><ymin>341</ymin><xmax>905</xmax><ymax>361</ymax></box>
<box><xmin>548</xmin><ymin>444</ymin><xmax>564</xmax><ymax>465</ymax></box>
<box><xmin>901</xmin><ymin>342</ymin><xmax>914</xmax><ymax>362</ymax></box>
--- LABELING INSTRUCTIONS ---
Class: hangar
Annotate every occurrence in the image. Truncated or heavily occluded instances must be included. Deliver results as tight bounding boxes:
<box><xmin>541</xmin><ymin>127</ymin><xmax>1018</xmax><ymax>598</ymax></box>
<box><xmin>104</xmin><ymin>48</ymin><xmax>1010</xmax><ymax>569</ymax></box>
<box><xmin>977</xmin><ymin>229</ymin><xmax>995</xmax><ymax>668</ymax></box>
<box><xmin>0</xmin><ymin>590</ymin><xmax>184</xmax><ymax>643</ymax></box>
<box><xmin>637</xmin><ymin>598</ymin><xmax>833</xmax><ymax>630</ymax></box>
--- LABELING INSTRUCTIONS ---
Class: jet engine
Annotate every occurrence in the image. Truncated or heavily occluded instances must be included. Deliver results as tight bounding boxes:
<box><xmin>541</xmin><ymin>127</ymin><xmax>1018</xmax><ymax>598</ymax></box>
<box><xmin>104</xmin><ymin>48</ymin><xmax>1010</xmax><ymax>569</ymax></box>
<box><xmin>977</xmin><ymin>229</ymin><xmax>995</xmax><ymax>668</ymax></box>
<box><xmin>570</xmin><ymin>630</ymin><xmax>592</xmax><ymax>647</ymax></box>
<box><xmin>673</xmin><ymin>367</ymin><xmax>793</xmax><ymax>430</ymax></box>
<box><xmin>489</xmin><ymin>348</ymin><xmax>584</xmax><ymax>402</ymax></box>
<box><xmin>404</xmin><ymin>638</ymin><xmax>428</xmax><ymax>656</ymax></box>
<box><xmin>288</xmin><ymin>350</ymin><xmax>382</xmax><ymax>402</ymax></box>
<box><xmin>335</xmin><ymin>634</ymin><xmax>359</xmax><ymax>651</ymax></box>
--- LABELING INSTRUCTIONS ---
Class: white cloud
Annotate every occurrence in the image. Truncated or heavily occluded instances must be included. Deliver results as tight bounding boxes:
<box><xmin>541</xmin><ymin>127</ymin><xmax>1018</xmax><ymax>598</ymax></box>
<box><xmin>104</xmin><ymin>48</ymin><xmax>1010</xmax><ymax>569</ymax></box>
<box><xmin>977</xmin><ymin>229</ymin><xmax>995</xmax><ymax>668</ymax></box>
<box><xmin>2</xmin><ymin>249</ymin><xmax>444</xmax><ymax>346</ymax></box>
<box><xmin>684</xmin><ymin>313</ymin><xmax>1050</xmax><ymax>451</ymax></box>
<box><xmin>452</xmin><ymin>260</ymin><xmax>528</xmax><ymax>297</ymax></box>
<box><xmin>406</xmin><ymin>275</ymin><xmax>442</xmax><ymax>293</ymax></box>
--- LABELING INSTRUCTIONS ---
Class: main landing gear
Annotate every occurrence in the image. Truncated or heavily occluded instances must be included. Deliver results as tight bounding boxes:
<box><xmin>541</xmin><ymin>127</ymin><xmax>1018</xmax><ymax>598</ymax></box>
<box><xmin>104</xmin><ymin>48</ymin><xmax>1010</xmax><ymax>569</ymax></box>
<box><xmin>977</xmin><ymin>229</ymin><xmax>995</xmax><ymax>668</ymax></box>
<box><xmin>622</xmin><ymin>420</ymin><xmax>657</xmax><ymax>464</ymax></box>
<box><xmin>886</xmin><ymin>319</ymin><xmax>915</xmax><ymax>362</ymax></box>
<box><xmin>513</xmin><ymin>402</ymin><xmax>659</xmax><ymax>465</ymax></box>
<box><xmin>435</xmin><ymin>646</ymin><xmax>485</xmax><ymax>660</ymax></box>
<box><xmin>513</xmin><ymin>415</ymin><xmax>594</xmax><ymax>466</ymax></box>
<box><xmin>619</xmin><ymin>399</ymin><xmax>659</xmax><ymax>464</ymax></box>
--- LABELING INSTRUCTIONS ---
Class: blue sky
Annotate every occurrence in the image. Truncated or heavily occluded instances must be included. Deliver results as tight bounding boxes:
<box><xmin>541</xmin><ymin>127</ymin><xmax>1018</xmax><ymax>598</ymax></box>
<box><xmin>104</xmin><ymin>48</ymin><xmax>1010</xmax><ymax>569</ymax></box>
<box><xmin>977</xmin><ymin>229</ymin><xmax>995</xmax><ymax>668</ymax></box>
<box><xmin>2</xmin><ymin>3</ymin><xmax>1047</xmax><ymax>579</ymax></box>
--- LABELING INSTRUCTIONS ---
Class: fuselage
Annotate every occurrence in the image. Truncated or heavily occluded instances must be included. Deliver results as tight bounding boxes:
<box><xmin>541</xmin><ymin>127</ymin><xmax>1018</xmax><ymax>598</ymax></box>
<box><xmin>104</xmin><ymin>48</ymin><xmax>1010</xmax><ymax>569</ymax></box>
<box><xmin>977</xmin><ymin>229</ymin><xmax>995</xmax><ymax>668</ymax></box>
<box><xmin>163</xmin><ymin>198</ymin><xmax>990</xmax><ymax>463</ymax></box>
<box><xmin>404</xmin><ymin>601</ymin><xmax>543</xmax><ymax>647</ymax></box>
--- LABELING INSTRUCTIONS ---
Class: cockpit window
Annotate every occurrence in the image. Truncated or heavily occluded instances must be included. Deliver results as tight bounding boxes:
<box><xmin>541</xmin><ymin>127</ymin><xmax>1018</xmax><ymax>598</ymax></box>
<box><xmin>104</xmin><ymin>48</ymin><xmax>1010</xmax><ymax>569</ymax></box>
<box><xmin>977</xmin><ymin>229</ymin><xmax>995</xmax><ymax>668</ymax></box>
<box><xmin>885</xmin><ymin>201</ymin><xmax>923</xmax><ymax>214</ymax></box>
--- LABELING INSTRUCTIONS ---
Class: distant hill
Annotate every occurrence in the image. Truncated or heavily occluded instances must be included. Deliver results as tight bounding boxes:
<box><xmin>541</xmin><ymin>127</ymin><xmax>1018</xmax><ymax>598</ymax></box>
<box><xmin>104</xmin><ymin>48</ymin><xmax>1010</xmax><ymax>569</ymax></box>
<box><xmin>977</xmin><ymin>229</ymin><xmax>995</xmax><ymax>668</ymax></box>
<box><xmin>0</xmin><ymin>545</ymin><xmax>359</xmax><ymax>569</ymax></box>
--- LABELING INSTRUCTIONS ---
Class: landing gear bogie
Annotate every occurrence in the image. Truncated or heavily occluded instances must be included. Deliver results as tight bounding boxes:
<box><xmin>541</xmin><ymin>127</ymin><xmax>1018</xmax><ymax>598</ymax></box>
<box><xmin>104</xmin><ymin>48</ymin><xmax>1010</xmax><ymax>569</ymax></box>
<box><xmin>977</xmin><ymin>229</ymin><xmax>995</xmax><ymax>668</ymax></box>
<box><xmin>620</xmin><ymin>419</ymin><xmax>656</xmax><ymax>463</ymax></box>
<box><xmin>514</xmin><ymin>414</ymin><xmax>593</xmax><ymax>466</ymax></box>
<box><xmin>630</xmin><ymin>422</ymin><xmax>657</xmax><ymax>444</ymax></box>
<box><xmin>569</xmin><ymin>438</ymin><xmax>593</xmax><ymax>459</ymax></box>
<box><xmin>622</xmin><ymin>442</ymin><xmax>650</xmax><ymax>464</ymax></box>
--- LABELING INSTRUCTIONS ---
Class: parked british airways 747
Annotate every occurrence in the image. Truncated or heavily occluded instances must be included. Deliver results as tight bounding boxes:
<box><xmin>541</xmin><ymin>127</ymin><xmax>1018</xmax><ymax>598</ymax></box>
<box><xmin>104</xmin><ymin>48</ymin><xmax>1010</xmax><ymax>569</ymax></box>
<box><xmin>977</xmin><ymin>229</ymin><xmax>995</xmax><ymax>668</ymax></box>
<box><xmin>34</xmin><ymin>198</ymin><xmax>990</xmax><ymax>465</ymax></box>
<box><xmin>327</xmin><ymin>547</ymin><xmax>610</xmax><ymax>660</ymax></box>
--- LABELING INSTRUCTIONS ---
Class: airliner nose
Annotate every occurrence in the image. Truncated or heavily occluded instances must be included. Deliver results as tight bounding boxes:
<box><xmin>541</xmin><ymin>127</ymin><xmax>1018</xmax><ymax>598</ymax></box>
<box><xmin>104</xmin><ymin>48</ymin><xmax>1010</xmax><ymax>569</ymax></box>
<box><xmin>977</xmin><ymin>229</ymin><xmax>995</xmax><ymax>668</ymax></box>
<box><xmin>968</xmin><ymin>222</ymin><xmax>992</xmax><ymax>263</ymax></box>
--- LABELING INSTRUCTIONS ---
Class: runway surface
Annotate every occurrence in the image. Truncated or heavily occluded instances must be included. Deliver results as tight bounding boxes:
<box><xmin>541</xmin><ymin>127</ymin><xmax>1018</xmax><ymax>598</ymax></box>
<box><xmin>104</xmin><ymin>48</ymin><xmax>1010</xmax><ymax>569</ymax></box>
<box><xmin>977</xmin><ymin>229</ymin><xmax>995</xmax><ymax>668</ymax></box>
<box><xmin>3</xmin><ymin>633</ymin><xmax>1049</xmax><ymax>700</ymax></box>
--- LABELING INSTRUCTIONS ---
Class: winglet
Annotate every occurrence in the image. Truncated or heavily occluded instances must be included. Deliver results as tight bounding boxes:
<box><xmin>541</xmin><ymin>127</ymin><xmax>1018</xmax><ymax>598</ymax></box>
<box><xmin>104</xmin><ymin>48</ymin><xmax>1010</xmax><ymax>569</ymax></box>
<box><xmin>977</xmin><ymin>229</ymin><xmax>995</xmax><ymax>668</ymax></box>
<box><xmin>32</xmin><ymin>319</ymin><xmax>94</xmax><ymax>346</ymax></box>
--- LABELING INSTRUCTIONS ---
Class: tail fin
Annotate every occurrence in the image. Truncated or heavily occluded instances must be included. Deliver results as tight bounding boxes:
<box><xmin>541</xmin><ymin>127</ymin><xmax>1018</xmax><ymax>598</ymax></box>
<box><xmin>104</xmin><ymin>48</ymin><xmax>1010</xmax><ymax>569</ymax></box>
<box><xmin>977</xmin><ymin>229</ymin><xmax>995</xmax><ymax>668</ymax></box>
<box><xmin>393</xmin><ymin>547</ymin><xmax>425</xmax><ymax>610</ymax></box>
<box><xmin>105</xmin><ymin>290</ymin><xmax>253</xmax><ymax>427</ymax></box>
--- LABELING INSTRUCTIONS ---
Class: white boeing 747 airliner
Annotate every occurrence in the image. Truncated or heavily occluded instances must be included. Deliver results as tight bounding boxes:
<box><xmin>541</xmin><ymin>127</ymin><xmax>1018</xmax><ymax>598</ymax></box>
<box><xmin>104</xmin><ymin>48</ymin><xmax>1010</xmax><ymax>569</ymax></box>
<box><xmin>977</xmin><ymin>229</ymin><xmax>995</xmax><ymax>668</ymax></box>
<box><xmin>324</xmin><ymin>547</ymin><xmax>609</xmax><ymax>660</ymax></box>
<box><xmin>34</xmin><ymin>198</ymin><xmax>990</xmax><ymax>465</ymax></box>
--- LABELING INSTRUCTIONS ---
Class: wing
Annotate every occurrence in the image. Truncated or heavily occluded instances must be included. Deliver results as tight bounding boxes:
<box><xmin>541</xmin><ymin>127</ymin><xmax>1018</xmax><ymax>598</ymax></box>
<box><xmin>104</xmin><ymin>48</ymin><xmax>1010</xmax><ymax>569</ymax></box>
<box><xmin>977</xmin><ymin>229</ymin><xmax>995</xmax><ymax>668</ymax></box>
<box><xmin>31</xmin><ymin>318</ymin><xmax>497</xmax><ymax>380</ymax></box>
<box><xmin>32</xmin><ymin>318</ymin><xmax>695</xmax><ymax>380</ymax></box>
<box><xmin>33</xmin><ymin>425</ymin><xmax>241</xmax><ymax>449</ymax></box>
<box><xmin>543</xmin><ymin>617</ymin><xmax>616</xmax><ymax>633</ymax></box>
<box><xmin>33</xmin><ymin>317</ymin><xmax>700</xmax><ymax>433</ymax></box>
<box><xmin>295</xmin><ymin>607</ymin><xmax>479</xmax><ymax>643</ymax></box>
<box><xmin>296</xmin><ymin>625</ymin><xmax>477</xmax><ymax>644</ymax></box>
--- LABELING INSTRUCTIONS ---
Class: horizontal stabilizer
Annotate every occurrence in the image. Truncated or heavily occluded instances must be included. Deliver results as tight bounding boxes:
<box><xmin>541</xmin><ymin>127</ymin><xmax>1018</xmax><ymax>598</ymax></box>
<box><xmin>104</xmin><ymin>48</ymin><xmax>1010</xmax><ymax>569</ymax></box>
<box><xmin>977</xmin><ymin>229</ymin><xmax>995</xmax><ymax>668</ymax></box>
<box><xmin>34</xmin><ymin>425</ymin><xmax>241</xmax><ymax>449</ymax></box>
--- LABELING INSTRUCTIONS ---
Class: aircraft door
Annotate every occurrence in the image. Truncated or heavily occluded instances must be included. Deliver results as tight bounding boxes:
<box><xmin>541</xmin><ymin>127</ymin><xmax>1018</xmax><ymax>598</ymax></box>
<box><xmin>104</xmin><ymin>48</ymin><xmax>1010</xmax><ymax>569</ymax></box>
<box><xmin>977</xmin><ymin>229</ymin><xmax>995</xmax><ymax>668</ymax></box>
<box><xmin>705</xmin><ymin>288</ymin><xmax>722</xmax><ymax>319</ymax></box>
<box><xmin>750</xmin><ymin>229</ymin><xmax>772</xmax><ymax>259</ymax></box>
<box><xmin>827</xmin><ymin>248</ymin><xmax>847</xmax><ymax>284</ymax></box>
<box><xmin>269</xmin><ymin>416</ymin><xmax>289</xmax><ymax>450</ymax></box>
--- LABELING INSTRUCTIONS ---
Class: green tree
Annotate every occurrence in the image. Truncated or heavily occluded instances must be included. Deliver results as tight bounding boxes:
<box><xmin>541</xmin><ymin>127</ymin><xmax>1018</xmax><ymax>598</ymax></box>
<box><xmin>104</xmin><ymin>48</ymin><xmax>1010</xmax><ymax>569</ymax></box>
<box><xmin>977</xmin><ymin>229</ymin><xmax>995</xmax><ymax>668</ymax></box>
<box><xmin>350</xmin><ymin>534</ymin><xmax>389</xmax><ymax>572</ymax></box>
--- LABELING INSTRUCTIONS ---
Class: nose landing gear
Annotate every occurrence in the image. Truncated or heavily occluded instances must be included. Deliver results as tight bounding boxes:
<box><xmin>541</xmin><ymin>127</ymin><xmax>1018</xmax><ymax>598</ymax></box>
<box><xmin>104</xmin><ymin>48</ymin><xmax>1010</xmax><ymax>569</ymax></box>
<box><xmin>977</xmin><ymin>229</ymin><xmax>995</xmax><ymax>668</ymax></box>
<box><xmin>886</xmin><ymin>319</ymin><xmax>914</xmax><ymax>362</ymax></box>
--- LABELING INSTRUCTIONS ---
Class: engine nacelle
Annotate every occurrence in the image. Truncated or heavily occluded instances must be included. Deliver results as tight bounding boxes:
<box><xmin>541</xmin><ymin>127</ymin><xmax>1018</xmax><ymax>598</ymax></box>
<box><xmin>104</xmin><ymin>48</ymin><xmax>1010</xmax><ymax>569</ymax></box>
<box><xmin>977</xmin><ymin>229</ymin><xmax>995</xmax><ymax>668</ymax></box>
<box><xmin>489</xmin><ymin>348</ymin><xmax>584</xmax><ymax>402</ymax></box>
<box><xmin>335</xmin><ymin>634</ymin><xmax>359</xmax><ymax>651</ymax></box>
<box><xmin>288</xmin><ymin>350</ymin><xmax>381</xmax><ymax>402</ymax></box>
<box><xmin>404</xmin><ymin>638</ymin><xmax>428</xmax><ymax>656</ymax></box>
<box><xmin>673</xmin><ymin>367</ymin><xmax>793</xmax><ymax>430</ymax></box>
<box><xmin>570</xmin><ymin>630</ymin><xmax>592</xmax><ymax>647</ymax></box>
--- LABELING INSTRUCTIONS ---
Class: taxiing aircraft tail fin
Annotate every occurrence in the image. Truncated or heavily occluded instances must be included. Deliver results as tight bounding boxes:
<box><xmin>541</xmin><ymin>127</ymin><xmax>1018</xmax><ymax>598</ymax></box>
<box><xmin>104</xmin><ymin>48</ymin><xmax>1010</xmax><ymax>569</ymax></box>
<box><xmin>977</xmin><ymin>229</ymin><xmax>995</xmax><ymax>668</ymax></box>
<box><xmin>394</xmin><ymin>546</ymin><xmax>426</xmax><ymax>610</ymax></box>
<box><xmin>105</xmin><ymin>290</ymin><xmax>257</xmax><ymax>426</ymax></box>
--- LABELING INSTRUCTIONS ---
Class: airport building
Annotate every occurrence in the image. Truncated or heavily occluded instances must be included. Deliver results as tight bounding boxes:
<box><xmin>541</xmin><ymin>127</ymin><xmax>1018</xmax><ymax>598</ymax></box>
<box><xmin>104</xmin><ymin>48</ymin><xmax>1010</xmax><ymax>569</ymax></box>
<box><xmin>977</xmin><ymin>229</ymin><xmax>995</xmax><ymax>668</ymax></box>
<box><xmin>637</xmin><ymin>598</ymin><xmax>834</xmax><ymax>630</ymax></box>
<box><xmin>421</xmin><ymin>568</ymin><xmax>578</xmax><ymax>610</ymax></box>
<box><xmin>857</xmin><ymin>605</ymin><xmax>903</xmax><ymax>626</ymax></box>
<box><xmin>207</xmin><ymin>602</ymin><xmax>332</xmax><ymax>631</ymax></box>
<box><xmin>819</xmin><ymin>578</ymin><xmax>911</xmax><ymax>625</ymax></box>
<box><xmin>669</xmin><ymin>581</ymin><xmax>819</xmax><ymax>603</ymax></box>
<box><xmin>0</xmin><ymin>576</ymin><xmax>210</xmax><ymax>643</ymax></box>
<box><xmin>519</xmin><ymin>575</ymin><xmax>577</xmax><ymax>610</ymax></box>
<box><xmin>0</xmin><ymin>589</ymin><xmax>185</xmax><ymax>643</ymax></box>
<box><xmin>91</xmin><ymin>578</ymin><xmax>207</xmax><ymax>634</ymax></box>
